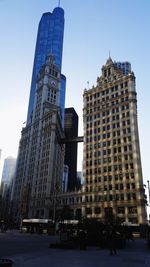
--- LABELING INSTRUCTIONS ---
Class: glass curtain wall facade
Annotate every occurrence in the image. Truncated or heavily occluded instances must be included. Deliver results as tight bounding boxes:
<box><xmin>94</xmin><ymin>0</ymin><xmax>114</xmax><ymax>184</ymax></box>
<box><xmin>27</xmin><ymin>7</ymin><xmax>66</xmax><ymax>125</ymax></box>
<box><xmin>115</xmin><ymin>62</ymin><xmax>131</xmax><ymax>75</ymax></box>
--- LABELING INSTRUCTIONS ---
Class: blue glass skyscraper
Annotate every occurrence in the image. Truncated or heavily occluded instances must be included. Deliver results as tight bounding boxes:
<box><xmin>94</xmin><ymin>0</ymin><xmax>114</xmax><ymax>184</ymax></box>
<box><xmin>27</xmin><ymin>7</ymin><xmax>66</xmax><ymax>125</ymax></box>
<box><xmin>114</xmin><ymin>62</ymin><xmax>131</xmax><ymax>75</ymax></box>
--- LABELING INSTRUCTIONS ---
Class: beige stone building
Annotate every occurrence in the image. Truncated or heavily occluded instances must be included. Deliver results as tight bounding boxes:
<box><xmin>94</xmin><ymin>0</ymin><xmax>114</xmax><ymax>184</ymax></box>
<box><xmin>82</xmin><ymin>57</ymin><xmax>146</xmax><ymax>224</ymax></box>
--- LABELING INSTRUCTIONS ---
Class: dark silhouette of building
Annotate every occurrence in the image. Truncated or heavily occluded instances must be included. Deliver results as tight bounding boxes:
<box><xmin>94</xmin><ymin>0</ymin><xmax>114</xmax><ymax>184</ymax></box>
<box><xmin>64</xmin><ymin>108</ymin><xmax>79</xmax><ymax>191</ymax></box>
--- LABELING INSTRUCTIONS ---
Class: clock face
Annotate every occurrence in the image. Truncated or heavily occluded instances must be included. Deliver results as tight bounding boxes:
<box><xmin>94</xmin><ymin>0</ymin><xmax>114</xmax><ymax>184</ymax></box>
<box><xmin>50</xmin><ymin>80</ymin><xmax>56</xmax><ymax>87</ymax></box>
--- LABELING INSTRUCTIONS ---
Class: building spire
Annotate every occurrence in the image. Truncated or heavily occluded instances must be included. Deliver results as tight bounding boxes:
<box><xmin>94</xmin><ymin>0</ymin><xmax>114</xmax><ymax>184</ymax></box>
<box><xmin>58</xmin><ymin>0</ymin><xmax>61</xmax><ymax>7</ymax></box>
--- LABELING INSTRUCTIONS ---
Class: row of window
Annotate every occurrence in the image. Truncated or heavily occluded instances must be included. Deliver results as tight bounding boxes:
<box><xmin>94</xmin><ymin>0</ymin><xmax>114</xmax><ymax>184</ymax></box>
<box><xmin>86</xmin><ymin>144</ymin><xmax>132</xmax><ymax>158</ymax></box>
<box><xmin>86</xmin><ymin>121</ymin><xmax>131</xmax><ymax>136</ymax></box>
<box><xmin>86</xmin><ymin>161</ymin><xmax>134</xmax><ymax>172</ymax></box>
<box><xmin>85</xmin><ymin>156</ymin><xmax>133</xmax><ymax>167</ymax></box>
<box><xmin>86</xmin><ymin>90</ymin><xmax>129</xmax><ymax>107</ymax></box>
<box><xmin>86</xmin><ymin>97</ymin><xmax>129</xmax><ymax>112</ymax></box>
<box><xmin>86</xmin><ymin>82</ymin><xmax>128</xmax><ymax>101</ymax></box>
<box><xmin>85</xmin><ymin>205</ymin><xmax>137</xmax><ymax>215</ymax></box>
<box><xmin>85</xmin><ymin>163</ymin><xmax>134</xmax><ymax>175</ymax></box>
<box><xmin>86</xmin><ymin>182</ymin><xmax>135</xmax><ymax>192</ymax></box>
<box><xmin>87</xmin><ymin>111</ymin><xmax>130</xmax><ymax>129</ymax></box>
<box><xmin>85</xmin><ymin>192</ymin><xmax>136</xmax><ymax>202</ymax></box>
<box><xmin>85</xmin><ymin>172</ymin><xmax>135</xmax><ymax>183</ymax></box>
<box><xmin>86</xmin><ymin>137</ymin><xmax>131</xmax><ymax>151</ymax></box>
<box><xmin>86</xmin><ymin>104</ymin><xmax>129</xmax><ymax>122</ymax></box>
<box><xmin>86</xmin><ymin>128</ymin><xmax>131</xmax><ymax>143</ymax></box>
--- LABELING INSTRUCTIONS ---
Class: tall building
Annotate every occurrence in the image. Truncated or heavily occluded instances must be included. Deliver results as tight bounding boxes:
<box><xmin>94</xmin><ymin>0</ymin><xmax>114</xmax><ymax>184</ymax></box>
<box><xmin>83</xmin><ymin>57</ymin><xmax>146</xmax><ymax>224</ymax></box>
<box><xmin>27</xmin><ymin>6</ymin><xmax>66</xmax><ymax>125</ymax></box>
<box><xmin>1</xmin><ymin>157</ymin><xmax>16</xmax><ymax>197</ymax></box>
<box><xmin>13</xmin><ymin>54</ymin><xmax>65</xmax><ymax>220</ymax></box>
<box><xmin>63</xmin><ymin>165</ymin><xmax>69</xmax><ymax>193</ymax></box>
<box><xmin>64</xmin><ymin>108</ymin><xmax>79</xmax><ymax>191</ymax></box>
<box><xmin>115</xmin><ymin>62</ymin><xmax>131</xmax><ymax>75</ymax></box>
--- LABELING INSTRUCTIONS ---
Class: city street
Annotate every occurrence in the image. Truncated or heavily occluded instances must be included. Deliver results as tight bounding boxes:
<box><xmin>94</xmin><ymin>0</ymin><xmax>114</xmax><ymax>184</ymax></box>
<box><xmin>0</xmin><ymin>230</ymin><xmax>59</xmax><ymax>257</ymax></box>
<box><xmin>0</xmin><ymin>231</ymin><xmax>150</xmax><ymax>267</ymax></box>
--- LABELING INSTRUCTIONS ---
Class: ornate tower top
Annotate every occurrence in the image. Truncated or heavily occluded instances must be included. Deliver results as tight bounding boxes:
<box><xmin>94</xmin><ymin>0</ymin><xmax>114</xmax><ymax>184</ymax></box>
<box><xmin>105</xmin><ymin>56</ymin><xmax>113</xmax><ymax>66</ymax></box>
<box><xmin>46</xmin><ymin>53</ymin><xmax>55</xmax><ymax>65</ymax></box>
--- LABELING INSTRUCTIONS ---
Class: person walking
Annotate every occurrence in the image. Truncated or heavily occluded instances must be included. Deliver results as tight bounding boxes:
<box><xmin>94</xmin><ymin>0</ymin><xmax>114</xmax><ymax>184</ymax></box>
<box><xmin>108</xmin><ymin>227</ymin><xmax>117</xmax><ymax>255</ymax></box>
<box><xmin>78</xmin><ymin>229</ymin><xmax>87</xmax><ymax>250</ymax></box>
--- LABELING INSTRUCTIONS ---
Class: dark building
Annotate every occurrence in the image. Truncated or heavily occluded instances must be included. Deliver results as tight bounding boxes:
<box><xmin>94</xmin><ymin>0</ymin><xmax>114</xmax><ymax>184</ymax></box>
<box><xmin>64</xmin><ymin>108</ymin><xmax>79</xmax><ymax>191</ymax></box>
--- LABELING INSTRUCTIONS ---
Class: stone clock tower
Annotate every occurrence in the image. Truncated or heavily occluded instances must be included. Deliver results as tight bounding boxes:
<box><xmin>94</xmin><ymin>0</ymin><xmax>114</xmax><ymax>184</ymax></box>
<box><xmin>33</xmin><ymin>53</ymin><xmax>61</xmax><ymax>117</ymax></box>
<box><xmin>13</xmin><ymin>54</ymin><xmax>65</xmax><ymax>220</ymax></box>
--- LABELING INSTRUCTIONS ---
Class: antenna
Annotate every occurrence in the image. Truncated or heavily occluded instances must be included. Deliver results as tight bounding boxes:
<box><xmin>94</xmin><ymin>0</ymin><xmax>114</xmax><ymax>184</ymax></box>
<box><xmin>58</xmin><ymin>0</ymin><xmax>61</xmax><ymax>7</ymax></box>
<box><xmin>87</xmin><ymin>81</ymin><xmax>89</xmax><ymax>89</ymax></box>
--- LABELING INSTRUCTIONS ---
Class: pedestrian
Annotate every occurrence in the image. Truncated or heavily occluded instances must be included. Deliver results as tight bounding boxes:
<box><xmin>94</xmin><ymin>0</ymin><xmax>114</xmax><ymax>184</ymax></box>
<box><xmin>108</xmin><ymin>227</ymin><xmax>117</xmax><ymax>255</ymax></box>
<box><xmin>78</xmin><ymin>229</ymin><xmax>87</xmax><ymax>250</ymax></box>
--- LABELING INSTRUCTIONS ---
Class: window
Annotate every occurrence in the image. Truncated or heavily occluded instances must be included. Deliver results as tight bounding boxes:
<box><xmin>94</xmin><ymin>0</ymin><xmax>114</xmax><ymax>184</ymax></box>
<box><xmin>132</xmin><ymin>193</ymin><xmax>136</xmax><ymax>200</ymax></box>
<box><xmin>113</xmin><ymin>148</ymin><xmax>117</xmax><ymax>153</ymax></box>
<box><xmin>128</xmin><ymin>207</ymin><xmax>137</xmax><ymax>214</ymax></box>
<box><xmin>124</xmin><ymin>146</ymin><xmax>127</xmax><ymax>152</ymax></box>
<box><xmin>86</xmin><ymin>208</ymin><xmax>92</xmax><ymax>214</ymax></box>
<box><xmin>115</xmin><ymin>175</ymin><xmax>118</xmax><ymax>180</ymax></box>
<box><xmin>108</xmin><ymin>166</ymin><xmax>112</xmax><ymax>173</ymax></box>
<box><xmin>114</xmin><ymin>165</ymin><xmax>118</xmax><ymax>171</ymax></box>
<box><xmin>125</xmin><ymin>164</ymin><xmax>128</xmax><ymax>170</ymax></box>
<box><xmin>127</xmin><ymin>193</ymin><xmax>131</xmax><ymax>200</ymax></box>
<box><xmin>118</xmin><ymin>207</ymin><xmax>125</xmax><ymax>214</ymax></box>
<box><xmin>108</xmin><ymin>149</ymin><xmax>111</xmax><ymax>154</ymax></box>
<box><xmin>120</xmin><ymin>184</ymin><xmax>123</xmax><ymax>190</ymax></box>
<box><xmin>114</xmin><ymin>156</ymin><xmax>117</xmax><ymax>162</ymax></box>
<box><xmin>120</xmin><ymin>194</ymin><xmax>124</xmax><ymax>200</ymax></box>
<box><xmin>109</xmin><ymin>184</ymin><xmax>112</xmax><ymax>190</ymax></box>
<box><xmin>103</xmin><ymin>150</ymin><xmax>106</xmax><ymax>155</ymax></box>
<box><xmin>103</xmin><ymin>167</ymin><xmax>107</xmax><ymax>172</ymax></box>
<box><xmin>130</xmin><ymin>163</ymin><xmax>134</xmax><ymax>169</ymax></box>
<box><xmin>109</xmin><ymin>175</ymin><xmax>112</xmax><ymax>181</ymax></box>
<box><xmin>104</xmin><ymin>185</ymin><xmax>107</xmax><ymax>191</ymax></box>
<box><xmin>118</xmin><ymin>147</ymin><xmax>121</xmax><ymax>153</ymax></box>
<box><xmin>94</xmin><ymin>207</ymin><xmax>101</xmax><ymax>214</ymax></box>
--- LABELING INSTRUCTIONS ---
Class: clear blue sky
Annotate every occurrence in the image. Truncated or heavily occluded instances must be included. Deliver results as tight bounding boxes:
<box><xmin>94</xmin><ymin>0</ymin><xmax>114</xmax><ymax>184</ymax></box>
<box><xmin>0</xmin><ymin>0</ymin><xmax>150</xmax><ymax>203</ymax></box>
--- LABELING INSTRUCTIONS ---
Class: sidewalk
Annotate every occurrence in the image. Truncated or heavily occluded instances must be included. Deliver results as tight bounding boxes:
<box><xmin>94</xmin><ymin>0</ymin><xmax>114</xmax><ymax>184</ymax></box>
<box><xmin>7</xmin><ymin>238</ymin><xmax>150</xmax><ymax>267</ymax></box>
